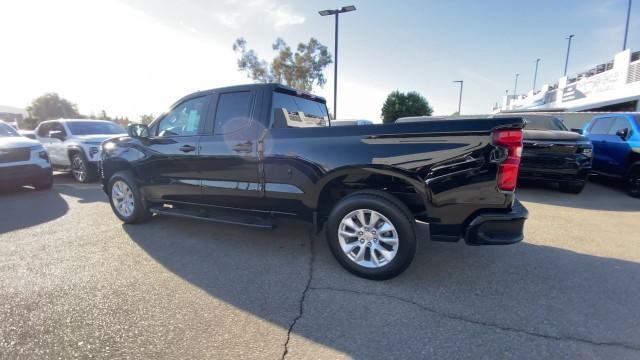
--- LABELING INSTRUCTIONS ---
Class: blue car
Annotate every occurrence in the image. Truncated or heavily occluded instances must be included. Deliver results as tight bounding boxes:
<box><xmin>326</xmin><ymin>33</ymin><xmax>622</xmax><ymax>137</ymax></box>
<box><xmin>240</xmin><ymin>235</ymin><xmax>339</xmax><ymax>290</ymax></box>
<box><xmin>583</xmin><ymin>114</ymin><xmax>640</xmax><ymax>197</ymax></box>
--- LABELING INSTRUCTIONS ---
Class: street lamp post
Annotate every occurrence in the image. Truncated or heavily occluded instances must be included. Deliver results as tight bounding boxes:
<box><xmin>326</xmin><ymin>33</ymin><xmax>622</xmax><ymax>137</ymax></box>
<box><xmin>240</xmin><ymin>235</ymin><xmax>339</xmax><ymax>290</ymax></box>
<box><xmin>533</xmin><ymin>58</ymin><xmax>541</xmax><ymax>92</ymax></box>
<box><xmin>623</xmin><ymin>0</ymin><xmax>633</xmax><ymax>50</ymax></box>
<box><xmin>453</xmin><ymin>80</ymin><xmax>463</xmax><ymax>114</ymax></box>
<box><xmin>564</xmin><ymin>34</ymin><xmax>574</xmax><ymax>76</ymax></box>
<box><xmin>513</xmin><ymin>73</ymin><xmax>519</xmax><ymax>98</ymax></box>
<box><xmin>319</xmin><ymin>5</ymin><xmax>357</xmax><ymax>120</ymax></box>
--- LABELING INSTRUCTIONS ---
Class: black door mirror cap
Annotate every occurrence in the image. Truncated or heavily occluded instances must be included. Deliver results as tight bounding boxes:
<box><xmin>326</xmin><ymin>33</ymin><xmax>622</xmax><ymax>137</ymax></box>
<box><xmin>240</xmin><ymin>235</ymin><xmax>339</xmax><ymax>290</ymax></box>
<box><xmin>571</xmin><ymin>128</ymin><xmax>584</xmax><ymax>135</ymax></box>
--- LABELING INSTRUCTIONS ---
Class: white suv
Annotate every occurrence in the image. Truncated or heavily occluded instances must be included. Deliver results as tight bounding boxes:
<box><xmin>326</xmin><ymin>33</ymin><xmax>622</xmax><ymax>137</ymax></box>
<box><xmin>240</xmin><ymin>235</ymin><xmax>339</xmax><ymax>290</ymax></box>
<box><xmin>0</xmin><ymin>120</ymin><xmax>53</xmax><ymax>190</ymax></box>
<box><xmin>35</xmin><ymin>119</ymin><xmax>126</xmax><ymax>183</ymax></box>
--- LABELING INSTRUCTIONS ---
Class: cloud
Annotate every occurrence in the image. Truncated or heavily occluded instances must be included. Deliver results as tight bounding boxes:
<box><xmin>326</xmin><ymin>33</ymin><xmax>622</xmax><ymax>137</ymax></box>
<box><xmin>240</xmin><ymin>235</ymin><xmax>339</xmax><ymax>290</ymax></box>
<box><xmin>266</xmin><ymin>4</ymin><xmax>306</xmax><ymax>28</ymax></box>
<box><xmin>179</xmin><ymin>20</ymin><xmax>201</xmax><ymax>35</ymax></box>
<box><xmin>216</xmin><ymin>0</ymin><xmax>305</xmax><ymax>30</ymax></box>
<box><xmin>0</xmin><ymin>0</ymin><xmax>246</xmax><ymax>119</ymax></box>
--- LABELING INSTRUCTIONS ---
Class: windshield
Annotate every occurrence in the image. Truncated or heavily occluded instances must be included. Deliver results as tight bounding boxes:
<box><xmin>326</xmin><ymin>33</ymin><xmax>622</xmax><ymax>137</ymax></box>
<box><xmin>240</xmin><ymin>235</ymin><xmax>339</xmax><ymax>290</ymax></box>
<box><xmin>270</xmin><ymin>91</ymin><xmax>329</xmax><ymax>128</ymax></box>
<box><xmin>66</xmin><ymin>121</ymin><xmax>125</xmax><ymax>135</ymax></box>
<box><xmin>524</xmin><ymin>116</ymin><xmax>568</xmax><ymax>131</ymax></box>
<box><xmin>0</xmin><ymin>122</ymin><xmax>20</xmax><ymax>137</ymax></box>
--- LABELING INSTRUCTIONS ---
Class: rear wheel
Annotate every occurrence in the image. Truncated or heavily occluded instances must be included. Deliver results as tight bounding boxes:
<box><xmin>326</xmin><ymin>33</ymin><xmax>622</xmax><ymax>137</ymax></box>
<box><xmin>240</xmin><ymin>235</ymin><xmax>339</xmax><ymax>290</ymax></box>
<box><xmin>71</xmin><ymin>153</ymin><xmax>97</xmax><ymax>183</ymax></box>
<box><xmin>559</xmin><ymin>182</ymin><xmax>585</xmax><ymax>194</ymax></box>
<box><xmin>326</xmin><ymin>191</ymin><xmax>417</xmax><ymax>280</ymax></box>
<box><xmin>108</xmin><ymin>171</ymin><xmax>152</xmax><ymax>224</ymax></box>
<box><xmin>625</xmin><ymin>164</ymin><xmax>640</xmax><ymax>198</ymax></box>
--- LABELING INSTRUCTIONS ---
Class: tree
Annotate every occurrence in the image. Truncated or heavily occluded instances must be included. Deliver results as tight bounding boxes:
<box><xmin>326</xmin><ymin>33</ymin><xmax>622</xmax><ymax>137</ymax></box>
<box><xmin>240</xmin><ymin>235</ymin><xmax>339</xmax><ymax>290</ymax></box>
<box><xmin>96</xmin><ymin>110</ymin><xmax>113</xmax><ymax>121</ymax></box>
<box><xmin>26</xmin><ymin>93</ymin><xmax>81</xmax><ymax>125</ymax></box>
<box><xmin>139</xmin><ymin>114</ymin><xmax>155</xmax><ymax>125</ymax></box>
<box><xmin>233</xmin><ymin>37</ymin><xmax>332</xmax><ymax>92</ymax></box>
<box><xmin>381</xmin><ymin>91</ymin><xmax>433</xmax><ymax>123</ymax></box>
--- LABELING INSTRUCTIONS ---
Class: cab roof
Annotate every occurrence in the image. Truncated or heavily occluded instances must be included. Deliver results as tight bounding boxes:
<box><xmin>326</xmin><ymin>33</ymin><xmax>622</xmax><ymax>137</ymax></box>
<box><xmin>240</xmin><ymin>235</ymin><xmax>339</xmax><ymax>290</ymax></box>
<box><xmin>171</xmin><ymin>83</ymin><xmax>326</xmax><ymax>109</ymax></box>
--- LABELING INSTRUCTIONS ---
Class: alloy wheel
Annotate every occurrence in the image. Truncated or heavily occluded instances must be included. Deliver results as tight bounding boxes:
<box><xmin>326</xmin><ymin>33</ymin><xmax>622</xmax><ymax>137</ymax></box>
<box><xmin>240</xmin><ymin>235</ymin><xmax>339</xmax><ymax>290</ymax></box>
<box><xmin>111</xmin><ymin>180</ymin><xmax>135</xmax><ymax>217</ymax></box>
<box><xmin>337</xmin><ymin>209</ymin><xmax>399</xmax><ymax>268</ymax></box>
<box><xmin>72</xmin><ymin>156</ymin><xmax>86</xmax><ymax>182</ymax></box>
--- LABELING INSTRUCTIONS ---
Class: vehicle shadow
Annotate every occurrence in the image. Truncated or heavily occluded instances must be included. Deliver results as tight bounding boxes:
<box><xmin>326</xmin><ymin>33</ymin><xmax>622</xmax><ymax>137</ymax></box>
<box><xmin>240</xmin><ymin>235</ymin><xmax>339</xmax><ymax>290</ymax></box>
<box><xmin>123</xmin><ymin>217</ymin><xmax>640</xmax><ymax>357</ymax></box>
<box><xmin>53</xmin><ymin>173</ymin><xmax>107</xmax><ymax>204</ymax></box>
<box><xmin>516</xmin><ymin>178</ymin><xmax>640</xmax><ymax>212</ymax></box>
<box><xmin>0</xmin><ymin>186</ymin><xmax>69</xmax><ymax>234</ymax></box>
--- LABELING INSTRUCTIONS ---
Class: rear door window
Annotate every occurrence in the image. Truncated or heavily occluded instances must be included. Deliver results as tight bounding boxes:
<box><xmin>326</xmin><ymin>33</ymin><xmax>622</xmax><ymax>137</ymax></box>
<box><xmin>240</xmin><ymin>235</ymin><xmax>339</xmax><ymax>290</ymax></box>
<box><xmin>589</xmin><ymin>118</ymin><xmax>613</xmax><ymax>134</ymax></box>
<box><xmin>213</xmin><ymin>91</ymin><xmax>253</xmax><ymax>135</ymax></box>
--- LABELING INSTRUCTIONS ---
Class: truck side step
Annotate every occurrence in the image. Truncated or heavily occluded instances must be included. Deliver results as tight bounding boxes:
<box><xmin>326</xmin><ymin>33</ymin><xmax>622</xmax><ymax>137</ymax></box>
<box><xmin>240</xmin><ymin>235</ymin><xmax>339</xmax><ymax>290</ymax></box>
<box><xmin>149</xmin><ymin>205</ymin><xmax>276</xmax><ymax>230</ymax></box>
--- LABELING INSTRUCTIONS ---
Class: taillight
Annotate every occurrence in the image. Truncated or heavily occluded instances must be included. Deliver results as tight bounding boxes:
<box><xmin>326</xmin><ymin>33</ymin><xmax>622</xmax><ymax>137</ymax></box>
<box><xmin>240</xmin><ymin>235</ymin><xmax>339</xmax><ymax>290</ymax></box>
<box><xmin>493</xmin><ymin>129</ymin><xmax>523</xmax><ymax>191</ymax></box>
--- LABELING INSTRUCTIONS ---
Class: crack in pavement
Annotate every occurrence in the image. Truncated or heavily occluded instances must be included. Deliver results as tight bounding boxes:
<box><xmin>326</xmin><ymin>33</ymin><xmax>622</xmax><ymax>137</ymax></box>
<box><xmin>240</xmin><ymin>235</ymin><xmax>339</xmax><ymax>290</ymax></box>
<box><xmin>309</xmin><ymin>286</ymin><xmax>640</xmax><ymax>353</ymax></box>
<box><xmin>281</xmin><ymin>228</ymin><xmax>315</xmax><ymax>360</ymax></box>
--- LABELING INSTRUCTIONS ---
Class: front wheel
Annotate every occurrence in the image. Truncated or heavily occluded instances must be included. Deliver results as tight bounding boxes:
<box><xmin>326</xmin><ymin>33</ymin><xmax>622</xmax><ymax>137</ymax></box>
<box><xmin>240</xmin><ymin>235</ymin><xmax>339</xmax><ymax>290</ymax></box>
<box><xmin>326</xmin><ymin>191</ymin><xmax>417</xmax><ymax>280</ymax></box>
<box><xmin>71</xmin><ymin>153</ymin><xmax>97</xmax><ymax>183</ymax></box>
<box><xmin>108</xmin><ymin>171</ymin><xmax>152</xmax><ymax>224</ymax></box>
<box><xmin>625</xmin><ymin>164</ymin><xmax>640</xmax><ymax>198</ymax></box>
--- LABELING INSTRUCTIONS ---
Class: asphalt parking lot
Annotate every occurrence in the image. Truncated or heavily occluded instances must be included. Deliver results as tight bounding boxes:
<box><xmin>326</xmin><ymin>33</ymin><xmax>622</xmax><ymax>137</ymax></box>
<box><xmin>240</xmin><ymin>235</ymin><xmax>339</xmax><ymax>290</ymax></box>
<box><xmin>1</xmin><ymin>174</ymin><xmax>639</xmax><ymax>359</ymax></box>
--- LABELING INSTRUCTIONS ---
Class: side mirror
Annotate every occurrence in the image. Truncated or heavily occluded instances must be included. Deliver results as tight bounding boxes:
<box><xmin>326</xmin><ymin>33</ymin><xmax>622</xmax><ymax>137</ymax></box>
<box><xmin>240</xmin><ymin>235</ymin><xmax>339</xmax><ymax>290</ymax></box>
<box><xmin>615</xmin><ymin>128</ymin><xmax>629</xmax><ymax>140</ymax></box>
<box><xmin>128</xmin><ymin>124</ymin><xmax>149</xmax><ymax>138</ymax></box>
<box><xmin>49</xmin><ymin>130</ymin><xmax>66</xmax><ymax>141</ymax></box>
<box><xmin>571</xmin><ymin>128</ymin><xmax>584</xmax><ymax>135</ymax></box>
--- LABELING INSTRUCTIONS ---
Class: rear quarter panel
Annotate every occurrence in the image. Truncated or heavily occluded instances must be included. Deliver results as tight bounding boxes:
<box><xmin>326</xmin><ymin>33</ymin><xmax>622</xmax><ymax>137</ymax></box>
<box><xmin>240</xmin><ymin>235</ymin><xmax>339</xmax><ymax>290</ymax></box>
<box><xmin>263</xmin><ymin>118</ymin><xmax>523</xmax><ymax>232</ymax></box>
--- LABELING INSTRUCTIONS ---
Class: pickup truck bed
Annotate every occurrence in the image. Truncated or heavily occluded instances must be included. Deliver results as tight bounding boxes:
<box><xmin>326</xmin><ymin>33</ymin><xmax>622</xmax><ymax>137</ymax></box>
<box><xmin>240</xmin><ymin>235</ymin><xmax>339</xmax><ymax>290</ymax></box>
<box><xmin>101</xmin><ymin>83</ymin><xmax>528</xmax><ymax>279</ymax></box>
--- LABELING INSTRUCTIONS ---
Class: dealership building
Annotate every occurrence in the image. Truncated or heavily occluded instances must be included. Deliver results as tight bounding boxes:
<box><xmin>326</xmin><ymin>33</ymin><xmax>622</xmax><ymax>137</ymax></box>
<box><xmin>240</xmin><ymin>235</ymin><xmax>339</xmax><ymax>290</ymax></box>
<box><xmin>494</xmin><ymin>49</ymin><xmax>640</xmax><ymax>116</ymax></box>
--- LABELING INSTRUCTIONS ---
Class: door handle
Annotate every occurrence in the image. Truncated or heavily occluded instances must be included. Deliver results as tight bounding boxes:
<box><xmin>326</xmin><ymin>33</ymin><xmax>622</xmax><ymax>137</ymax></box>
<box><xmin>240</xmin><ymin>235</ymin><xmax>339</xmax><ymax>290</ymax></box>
<box><xmin>233</xmin><ymin>141</ymin><xmax>253</xmax><ymax>153</ymax></box>
<box><xmin>179</xmin><ymin>144</ymin><xmax>196</xmax><ymax>153</ymax></box>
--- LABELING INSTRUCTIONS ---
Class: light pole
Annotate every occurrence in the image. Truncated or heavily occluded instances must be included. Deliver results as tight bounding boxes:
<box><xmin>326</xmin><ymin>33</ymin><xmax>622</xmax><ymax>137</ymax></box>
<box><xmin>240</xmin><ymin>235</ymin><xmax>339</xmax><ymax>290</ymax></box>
<box><xmin>319</xmin><ymin>5</ymin><xmax>356</xmax><ymax>120</ymax></box>
<box><xmin>513</xmin><ymin>73</ymin><xmax>519</xmax><ymax>97</ymax></box>
<box><xmin>532</xmin><ymin>58</ymin><xmax>541</xmax><ymax>92</ymax></box>
<box><xmin>564</xmin><ymin>34</ymin><xmax>574</xmax><ymax>76</ymax></box>
<box><xmin>453</xmin><ymin>80</ymin><xmax>463</xmax><ymax>114</ymax></box>
<box><xmin>623</xmin><ymin>0</ymin><xmax>632</xmax><ymax>50</ymax></box>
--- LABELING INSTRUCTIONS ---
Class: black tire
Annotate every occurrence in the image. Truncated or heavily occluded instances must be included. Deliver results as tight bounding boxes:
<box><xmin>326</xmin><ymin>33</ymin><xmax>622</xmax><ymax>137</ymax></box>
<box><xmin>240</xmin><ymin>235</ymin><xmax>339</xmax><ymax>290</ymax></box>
<box><xmin>326</xmin><ymin>190</ymin><xmax>417</xmax><ymax>280</ymax></box>
<box><xmin>34</xmin><ymin>173</ymin><xmax>54</xmax><ymax>191</ymax></box>
<box><xmin>559</xmin><ymin>182</ymin><xmax>585</xmax><ymax>194</ymax></box>
<box><xmin>625</xmin><ymin>164</ymin><xmax>640</xmax><ymax>198</ymax></box>
<box><xmin>107</xmin><ymin>171</ymin><xmax>152</xmax><ymax>224</ymax></box>
<box><xmin>70</xmin><ymin>152</ymin><xmax>97</xmax><ymax>183</ymax></box>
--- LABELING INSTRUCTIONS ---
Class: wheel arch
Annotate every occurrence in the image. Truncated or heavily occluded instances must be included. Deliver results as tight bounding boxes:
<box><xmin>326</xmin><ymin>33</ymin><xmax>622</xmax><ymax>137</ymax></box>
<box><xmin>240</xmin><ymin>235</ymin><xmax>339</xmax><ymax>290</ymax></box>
<box><xmin>625</xmin><ymin>152</ymin><xmax>640</xmax><ymax>173</ymax></box>
<box><xmin>102</xmin><ymin>159</ymin><xmax>137</xmax><ymax>184</ymax></box>
<box><xmin>313</xmin><ymin>166</ymin><xmax>429</xmax><ymax>221</ymax></box>
<box><xmin>67</xmin><ymin>145</ymin><xmax>86</xmax><ymax>160</ymax></box>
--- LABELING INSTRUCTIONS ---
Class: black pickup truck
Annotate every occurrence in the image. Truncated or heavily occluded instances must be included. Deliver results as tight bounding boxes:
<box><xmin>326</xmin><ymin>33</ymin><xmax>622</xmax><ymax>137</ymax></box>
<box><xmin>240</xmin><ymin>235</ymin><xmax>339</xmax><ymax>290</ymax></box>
<box><xmin>100</xmin><ymin>83</ymin><xmax>528</xmax><ymax>279</ymax></box>
<box><xmin>504</xmin><ymin>114</ymin><xmax>593</xmax><ymax>193</ymax></box>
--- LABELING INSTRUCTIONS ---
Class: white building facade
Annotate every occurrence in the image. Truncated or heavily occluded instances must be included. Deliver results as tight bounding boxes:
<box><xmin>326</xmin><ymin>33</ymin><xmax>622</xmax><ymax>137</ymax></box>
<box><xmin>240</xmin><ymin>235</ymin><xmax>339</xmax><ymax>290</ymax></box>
<box><xmin>495</xmin><ymin>49</ymin><xmax>640</xmax><ymax>113</ymax></box>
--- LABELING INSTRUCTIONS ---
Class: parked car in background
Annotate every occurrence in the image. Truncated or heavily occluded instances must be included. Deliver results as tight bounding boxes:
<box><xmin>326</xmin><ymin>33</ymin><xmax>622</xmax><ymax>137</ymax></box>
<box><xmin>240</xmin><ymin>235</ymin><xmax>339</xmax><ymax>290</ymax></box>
<box><xmin>331</xmin><ymin>119</ymin><xmax>374</xmax><ymax>126</ymax></box>
<box><xmin>35</xmin><ymin>119</ymin><xmax>126</xmax><ymax>183</ymax></box>
<box><xmin>0</xmin><ymin>120</ymin><xmax>53</xmax><ymax>190</ymax></box>
<box><xmin>101</xmin><ymin>83</ymin><xmax>528</xmax><ymax>280</ymax></box>
<box><xmin>496</xmin><ymin>114</ymin><xmax>593</xmax><ymax>193</ymax></box>
<box><xmin>583</xmin><ymin>114</ymin><xmax>640</xmax><ymax>197</ymax></box>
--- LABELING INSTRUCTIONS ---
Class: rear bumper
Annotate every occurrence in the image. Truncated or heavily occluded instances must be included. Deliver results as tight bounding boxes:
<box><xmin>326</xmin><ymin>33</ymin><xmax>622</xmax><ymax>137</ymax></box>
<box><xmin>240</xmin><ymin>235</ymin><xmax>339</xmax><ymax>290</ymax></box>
<box><xmin>464</xmin><ymin>199</ymin><xmax>528</xmax><ymax>245</ymax></box>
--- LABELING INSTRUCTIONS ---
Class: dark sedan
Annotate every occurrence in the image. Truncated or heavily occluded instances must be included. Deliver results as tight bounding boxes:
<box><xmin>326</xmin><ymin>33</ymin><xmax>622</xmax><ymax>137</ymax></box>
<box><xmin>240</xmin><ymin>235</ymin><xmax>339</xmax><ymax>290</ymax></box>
<box><xmin>516</xmin><ymin>114</ymin><xmax>593</xmax><ymax>193</ymax></box>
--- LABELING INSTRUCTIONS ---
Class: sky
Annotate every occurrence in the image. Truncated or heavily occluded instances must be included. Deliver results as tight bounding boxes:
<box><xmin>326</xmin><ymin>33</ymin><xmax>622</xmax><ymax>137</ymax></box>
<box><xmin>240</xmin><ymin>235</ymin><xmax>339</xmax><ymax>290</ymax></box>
<box><xmin>1</xmin><ymin>0</ymin><xmax>638</xmax><ymax>122</ymax></box>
